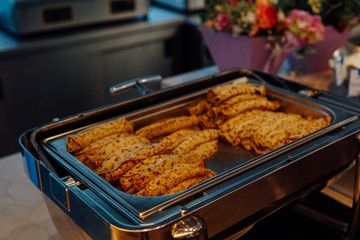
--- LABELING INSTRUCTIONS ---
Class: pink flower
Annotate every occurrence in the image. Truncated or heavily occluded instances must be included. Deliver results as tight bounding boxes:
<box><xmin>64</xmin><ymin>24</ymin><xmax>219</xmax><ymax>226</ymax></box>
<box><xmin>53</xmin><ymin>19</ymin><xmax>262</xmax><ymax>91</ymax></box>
<box><xmin>286</xmin><ymin>9</ymin><xmax>324</xmax><ymax>46</ymax></box>
<box><xmin>309</xmin><ymin>15</ymin><xmax>322</xmax><ymax>32</ymax></box>
<box><xmin>214</xmin><ymin>14</ymin><xmax>232</xmax><ymax>31</ymax></box>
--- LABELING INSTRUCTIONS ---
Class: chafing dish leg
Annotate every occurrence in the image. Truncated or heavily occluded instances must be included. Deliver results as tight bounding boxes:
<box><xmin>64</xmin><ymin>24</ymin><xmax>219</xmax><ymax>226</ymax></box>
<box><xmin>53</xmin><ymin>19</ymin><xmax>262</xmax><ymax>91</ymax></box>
<box><xmin>344</xmin><ymin>134</ymin><xmax>360</xmax><ymax>240</ymax></box>
<box><xmin>171</xmin><ymin>215</ymin><xmax>207</xmax><ymax>240</ymax></box>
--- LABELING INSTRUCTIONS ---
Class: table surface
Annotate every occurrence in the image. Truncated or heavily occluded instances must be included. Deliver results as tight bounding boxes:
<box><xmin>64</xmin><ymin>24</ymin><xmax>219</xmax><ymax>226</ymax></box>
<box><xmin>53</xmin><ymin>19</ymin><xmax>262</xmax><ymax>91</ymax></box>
<box><xmin>0</xmin><ymin>152</ymin><xmax>60</xmax><ymax>240</ymax></box>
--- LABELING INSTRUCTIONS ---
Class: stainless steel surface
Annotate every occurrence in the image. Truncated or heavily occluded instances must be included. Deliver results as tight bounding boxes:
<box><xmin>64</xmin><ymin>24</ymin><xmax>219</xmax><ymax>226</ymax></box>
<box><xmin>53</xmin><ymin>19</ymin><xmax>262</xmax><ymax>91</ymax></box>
<box><xmin>171</xmin><ymin>216</ymin><xmax>207</xmax><ymax>239</ymax></box>
<box><xmin>153</xmin><ymin>0</ymin><xmax>205</xmax><ymax>11</ymax></box>
<box><xmin>344</xmin><ymin>133</ymin><xmax>360</xmax><ymax>240</ymax></box>
<box><xmin>44</xmin><ymin>194</ymin><xmax>92</xmax><ymax>240</ymax></box>
<box><xmin>110</xmin><ymin>74</ymin><xmax>162</xmax><ymax>96</ymax></box>
<box><xmin>20</xmin><ymin>69</ymin><xmax>360</xmax><ymax>239</ymax></box>
<box><xmin>0</xmin><ymin>0</ymin><xmax>150</xmax><ymax>35</ymax></box>
<box><xmin>43</xmin><ymin>78</ymin><xmax>354</xmax><ymax>220</ymax></box>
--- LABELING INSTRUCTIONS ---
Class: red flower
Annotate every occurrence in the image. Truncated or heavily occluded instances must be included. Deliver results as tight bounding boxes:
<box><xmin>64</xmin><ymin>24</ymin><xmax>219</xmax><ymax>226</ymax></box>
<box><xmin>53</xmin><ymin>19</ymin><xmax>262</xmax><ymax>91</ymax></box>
<box><xmin>256</xmin><ymin>3</ymin><xmax>277</xmax><ymax>30</ymax></box>
<box><xmin>214</xmin><ymin>14</ymin><xmax>232</xmax><ymax>31</ymax></box>
<box><xmin>228</xmin><ymin>0</ymin><xmax>240</xmax><ymax>6</ymax></box>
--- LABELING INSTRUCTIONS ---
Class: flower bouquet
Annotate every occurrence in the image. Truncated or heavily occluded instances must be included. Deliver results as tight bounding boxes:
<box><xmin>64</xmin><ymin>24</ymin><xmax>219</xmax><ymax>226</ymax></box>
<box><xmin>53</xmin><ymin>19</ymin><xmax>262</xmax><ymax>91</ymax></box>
<box><xmin>201</xmin><ymin>0</ymin><xmax>359</xmax><ymax>74</ymax></box>
<box><xmin>280</xmin><ymin>0</ymin><xmax>360</xmax><ymax>72</ymax></box>
<box><xmin>201</xmin><ymin>0</ymin><xmax>327</xmax><ymax>74</ymax></box>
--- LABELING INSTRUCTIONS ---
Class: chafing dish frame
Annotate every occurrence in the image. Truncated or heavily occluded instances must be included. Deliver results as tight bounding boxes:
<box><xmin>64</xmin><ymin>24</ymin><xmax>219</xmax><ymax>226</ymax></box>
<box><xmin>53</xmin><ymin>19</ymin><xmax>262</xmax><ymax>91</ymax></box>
<box><xmin>20</xmin><ymin>68</ymin><xmax>360</xmax><ymax>240</ymax></box>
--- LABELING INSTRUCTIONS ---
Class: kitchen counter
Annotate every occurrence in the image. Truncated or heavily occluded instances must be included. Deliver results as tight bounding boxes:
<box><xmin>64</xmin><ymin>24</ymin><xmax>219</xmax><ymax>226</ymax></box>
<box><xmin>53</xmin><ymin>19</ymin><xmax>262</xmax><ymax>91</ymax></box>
<box><xmin>0</xmin><ymin>6</ymin><xmax>185</xmax><ymax>58</ymax></box>
<box><xmin>0</xmin><ymin>5</ymin><xmax>209</xmax><ymax>158</ymax></box>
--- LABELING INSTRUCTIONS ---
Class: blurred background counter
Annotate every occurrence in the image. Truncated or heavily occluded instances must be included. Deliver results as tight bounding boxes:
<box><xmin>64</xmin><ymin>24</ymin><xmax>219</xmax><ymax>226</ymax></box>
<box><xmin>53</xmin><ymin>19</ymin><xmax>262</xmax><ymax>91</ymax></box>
<box><xmin>0</xmin><ymin>6</ymin><xmax>211</xmax><ymax>157</ymax></box>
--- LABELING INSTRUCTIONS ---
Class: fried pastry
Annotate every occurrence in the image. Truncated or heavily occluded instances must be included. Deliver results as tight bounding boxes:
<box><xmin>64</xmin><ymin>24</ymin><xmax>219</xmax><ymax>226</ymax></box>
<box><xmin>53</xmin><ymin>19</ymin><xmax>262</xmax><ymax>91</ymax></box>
<box><xmin>135</xmin><ymin>115</ymin><xmax>200</xmax><ymax>139</ymax></box>
<box><xmin>208</xmin><ymin>83</ymin><xmax>266</xmax><ymax>105</ymax></box>
<box><xmin>120</xmin><ymin>154</ymin><xmax>169</xmax><ymax>190</ymax></box>
<box><xmin>172</xmin><ymin>129</ymin><xmax>219</xmax><ymax>155</ymax></box>
<box><xmin>67</xmin><ymin>117</ymin><xmax>133</xmax><ymax>153</ymax></box>
<box><xmin>187</xmin><ymin>99</ymin><xmax>212</xmax><ymax>116</ymax></box>
<box><xmin>95</xmin><ymin>142</ymin><xmax>146</xmax><ymax>175</ymax></box>
<box><xmin>253</xmin><ymin>114</ymin><xmax>304</xmax><ymax>148</ymax></box>
<box><xmin>163</xmin><ymin>175</ymin><xmax>212</xmax><ymax>195</ymax></box>
<box><xmin>109</xmin><ymin>143</ymin><xmax>167</xmax><ymax>180</ymax></box>
<box><xmin>143</xmin><ymin>163</ymin><xmax>216</xmax><ymax>196</ymax></box>
<box><xmin>212</xmin><ymin>94</ymin><xmax>262</xmax><ymax>117</ymax></box>
<box><xmin>86</xmin><ymin>135</ymin><xmax>151</xmax><ymax>166</ymax></box>
<box><xmin>220</xmin><ymin>97</ymin><xmax>280</xmax><ymax>119</ymax></box>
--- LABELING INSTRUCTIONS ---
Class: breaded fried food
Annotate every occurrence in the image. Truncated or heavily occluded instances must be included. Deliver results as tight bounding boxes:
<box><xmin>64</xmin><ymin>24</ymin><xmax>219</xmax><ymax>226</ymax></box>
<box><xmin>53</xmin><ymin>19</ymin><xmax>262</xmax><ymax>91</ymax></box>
<box><xmin>212</xmin><ymin>94</ymin><xmax>261</xmax><ymax>117</ymax></box>
<box><xmin>207</xmin><ymin>83</ymin><xmax>266</xmax><ymax>105</ymax></box>
<box><xmin>158</xmin><ymin>129</ymin><xmax>199</xmax><ymax>145</ymax></box>
<box><xmin>143</xmin><ymin>163</ymin><xmax>216</xmax><ymax>196</ymax></box>
<box><xmin>197</xmin><ymin>114</ymin><xmax>218</xmax><ymax>129</ymax></box>
<box><xmin>187</xmin><ymin>99</ymin><xmax>212</xmax><ymax>116</ymax></box>
<box><xmin>74</xmin><ymin>132</ymin><xmax>132</xmax><ymax>162</ymax></box>
<box><xmin>163</xmin><ymin>175</ymin><xmax>212</xmax><ymax>195</ymax></box>
<box><xmin>220</xmin><ymin>112</ymin><xmax>285</xmax><ymax>146</ymax></box>
<box><xmin>135</xmin><ymin>115</ymin><xmax>200</xmax><ymax>139</ymax></box>
<box><xmin>133</xmin><ymin>155</ymin><xmax>191</xmax><ymax>191</ymax></box>
<box><xmin>133</xmin><ymin>140</ymin><xmax>218</xmax><ymax>191</ymax></box>
<box><xmin>261</xmin><ymin>119</ymin><xmax>309</xmax><ymax>149</ymax></box>
<box><xmin>110</xmin><ymin>143</ymin><xmax>167</xmax><ymax>180</ymax></box>
<box><xmin>120</xmin><ymin>154</ymin><xmax>170</xmax><ymax>190</ymax></box>
<box><xmin>190</xmin><ymin>140</ymin><xmax>218</xmax><ymax>161</ymax></box>
<box><xmin>218</xmin><ymin>109</ymin><xmax>269</xmax><ymax>132</ymax></box>
<box><xmin>95</xmin><ymin>142</ymin><xmax>146</xmax><ymax>174</ymax></box>
<box><xmin>122</xmin><ymin>140</ymin><xmax>218</xmax><ymax>191</ymax></box>
<box><xmin>172</xmin><ymin>129</ymin><xmax>219</xmax><ymax>155</ymax></box>
<box><xmin>86</xmin><ymin>135</ymin><xmax>151</xmax><ymax>166</ymax></box>
<box><xmin>67</xmin><ymin>117</ymin><xmax>133</xmax><ymax>153</ymax></box>
<box><xmin>286</xmin><ymin>116</ymin><xmax>331</xmax><ymax>142</ymax></box>
<box><xmin>253</xmin><ymin>114</ymin><xmax>304</xmax><ymax>148</ymax></box>
<box><xmin>159</xmin><ymin>129</ymin><xmax>203</xmax><ymax>153</ymax></box>
<box><xmin>220</xmin><ymin>97</ymin><xmax>280</xmax><ymax>119</ymax></box>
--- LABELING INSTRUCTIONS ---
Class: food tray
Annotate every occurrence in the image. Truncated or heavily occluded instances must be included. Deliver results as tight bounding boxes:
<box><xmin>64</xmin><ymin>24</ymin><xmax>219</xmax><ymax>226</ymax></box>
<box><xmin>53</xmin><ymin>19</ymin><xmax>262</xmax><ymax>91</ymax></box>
<box><xmin>35</xmin><ymin>77</ymin><xmax>358</xmax><ymax>224</ymax></box>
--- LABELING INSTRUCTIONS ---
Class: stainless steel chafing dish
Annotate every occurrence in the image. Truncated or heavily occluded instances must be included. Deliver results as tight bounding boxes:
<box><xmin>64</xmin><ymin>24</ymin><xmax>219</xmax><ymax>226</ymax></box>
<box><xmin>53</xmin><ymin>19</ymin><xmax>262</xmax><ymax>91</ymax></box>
<box><xmin>0</xmin><ymin>0</ymin><xmax>149</xmax><ymax>35</ymax></box>
<box><xmin>20</xmin><ymin>69</ymin><xmax>360</xmax><ymax>239</ymax></box>
<box><xmin>152</xmin><ymin>0</ymin><xmax>205</xmax><ymax>12</ymax></box>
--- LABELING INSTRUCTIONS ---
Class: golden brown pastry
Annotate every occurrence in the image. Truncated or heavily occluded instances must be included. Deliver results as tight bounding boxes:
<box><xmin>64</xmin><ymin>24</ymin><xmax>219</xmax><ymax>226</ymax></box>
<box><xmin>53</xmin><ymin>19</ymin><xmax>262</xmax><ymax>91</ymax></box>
<box><xmin>172</xmin><ymin>129</ymin><xmax>219</xmax><ymax>155</ymax></box>
<box><xmin>67</xmin><ymin>117</ymin><xmax>133</xmax><ymax>153</ymax></box>
<box><xmin>95</xmin><ymin>142</ymin><xmax>146</xmax><ymax>175</ymax></box>
<box><xmin>119</xmin><ymin>154</ymin><xmax>169</xmax><ymax>190</ymax></box>
<box><xmin>85</xmin><ymin>135</ymin><xmax>151</xmax><ymax>166</ymax></box>
<box><xmin>220</xmin><ymin>97</ymin><xmax>280</xmax><ymax>119</ymax></box>
<box><xmin>163</xmin><ymin>175</ymin><xmax>212</xmax><ymax>195</ymax></box>
<box><xmin>187</xmin><ymin>99</ymin><xmax>212</xmax><ymax>116</ymax></box>
<box><xmin>142</xmin><ymin>163</ymin><xmax>216</xmax><ymax>196</ymax></box>
<box><xmin>109</xmin><ymin>143</ymin><xmax>167</xmax><ymax>180</ymax></box>
<box><xmin>135</xmin><ymin>115</ymin><xmax>200</xmax><ymax>140</ymax></box>
<box><xmin>73</xmin><ymin>132</ymin><xmax>132</xmax><ymax>161</ymax></box>
<box><xmin>207</xmin><ymin>83</ymin><xmax>266</xmax><ymax>105</ymax></box>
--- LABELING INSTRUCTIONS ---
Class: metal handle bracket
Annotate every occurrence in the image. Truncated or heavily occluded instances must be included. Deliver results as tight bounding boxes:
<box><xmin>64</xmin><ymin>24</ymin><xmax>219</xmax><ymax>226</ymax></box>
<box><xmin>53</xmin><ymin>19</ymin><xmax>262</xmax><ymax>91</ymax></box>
<box><xmin>109</xmin><ymin>74</ymin><xmax>162</xmax><ymax>96</ymax></box>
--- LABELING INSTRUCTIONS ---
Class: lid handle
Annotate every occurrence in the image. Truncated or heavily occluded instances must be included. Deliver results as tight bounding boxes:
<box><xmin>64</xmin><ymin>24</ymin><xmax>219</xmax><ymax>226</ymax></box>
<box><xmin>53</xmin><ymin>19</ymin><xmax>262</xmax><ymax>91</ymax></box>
<box><xmin>109</xmin><ymin>74</ymin><xmax>162</xmax><ymax>96</ymax></box>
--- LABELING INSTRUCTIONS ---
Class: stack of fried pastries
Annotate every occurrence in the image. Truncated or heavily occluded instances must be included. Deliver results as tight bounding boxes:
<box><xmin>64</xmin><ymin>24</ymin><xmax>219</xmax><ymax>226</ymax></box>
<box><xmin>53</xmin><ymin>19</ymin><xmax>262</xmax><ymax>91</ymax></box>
<box><xmin>188</xmin><ymin>81</ymin><xmax>331</xmax><ymax>154</ymax></box>
<box><xmin>67</xmin><ymin>116</ymin><xmax>219</xmax><ymax>196</ymax></box>
<box><xmin>66</xmin><ymin>81</ymin><xmax>330</xmax><ymax>196</ymax></box>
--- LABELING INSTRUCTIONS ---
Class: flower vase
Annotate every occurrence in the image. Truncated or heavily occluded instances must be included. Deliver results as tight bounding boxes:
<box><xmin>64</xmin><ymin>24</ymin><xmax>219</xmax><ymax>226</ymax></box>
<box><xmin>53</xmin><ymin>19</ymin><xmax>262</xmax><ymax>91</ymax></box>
<box><xmin>288</xmin><ymin>26</ymin><xmax>352</xmax><ymax>74</ymax></box>
<box><xmin>200</xmin><ymin>28</ymin><xmax>290</xmax><ymax>75</ymax></box>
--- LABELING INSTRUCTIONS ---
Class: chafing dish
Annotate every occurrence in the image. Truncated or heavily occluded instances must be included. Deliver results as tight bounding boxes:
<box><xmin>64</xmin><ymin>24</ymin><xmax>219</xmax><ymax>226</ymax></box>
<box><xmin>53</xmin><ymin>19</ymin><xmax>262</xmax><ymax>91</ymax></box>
<box><xmin>0</xmin><ymin>0</ymin><xmax>149</xmax><ymax>35</ymax></box>
<box><xmin>152</xmin><ymin>0</ymin><xmax>205</xmax><ymax>12</ymax></box>
<box><xmin>20</xmin><ymin>68</ymin><xmax>360</xmax><ymax>239</ymax></box>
